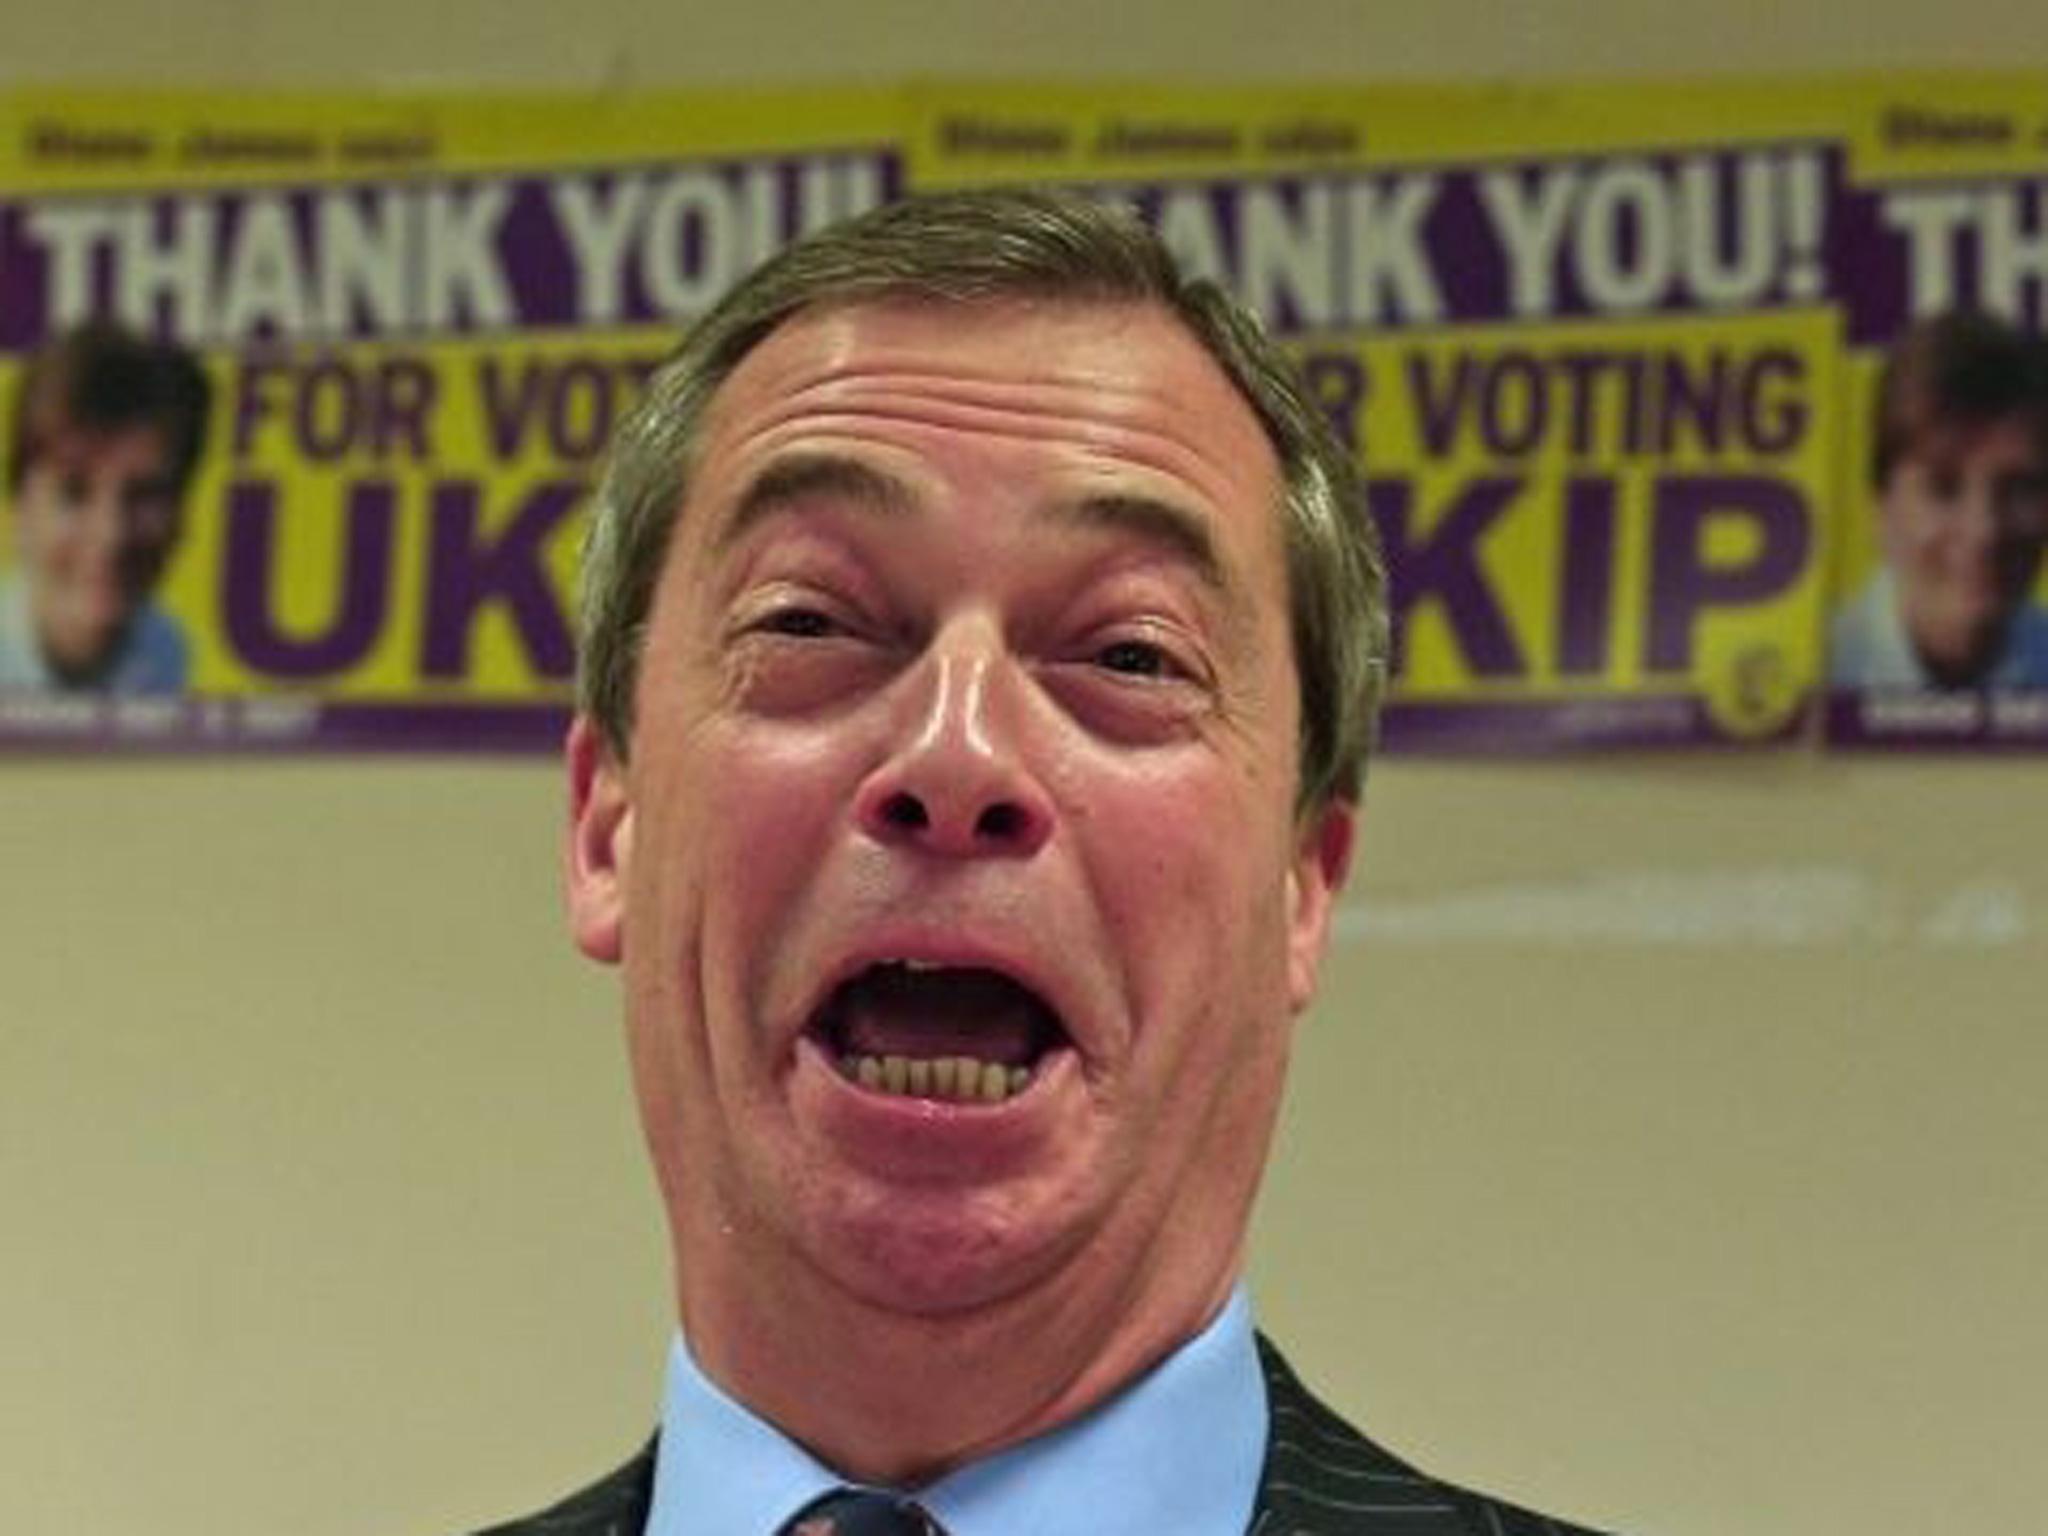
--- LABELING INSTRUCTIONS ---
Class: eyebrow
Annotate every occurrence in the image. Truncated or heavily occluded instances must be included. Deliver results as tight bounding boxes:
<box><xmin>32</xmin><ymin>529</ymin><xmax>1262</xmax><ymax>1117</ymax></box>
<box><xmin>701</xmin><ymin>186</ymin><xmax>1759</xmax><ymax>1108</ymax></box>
<box><xmin>713</xmin><ymin>452</ymin><xmax>919</xmax><ymax>555</ymax></box>
<box><xmin>1047</xmin><ymin>491</ymin><xmax>1225</xmax><ymax>594</ymax></box>
<box><xmin>713</xmin><ymin>449</ymin><xmax>1229</xmax><ymax>596</ymax></box>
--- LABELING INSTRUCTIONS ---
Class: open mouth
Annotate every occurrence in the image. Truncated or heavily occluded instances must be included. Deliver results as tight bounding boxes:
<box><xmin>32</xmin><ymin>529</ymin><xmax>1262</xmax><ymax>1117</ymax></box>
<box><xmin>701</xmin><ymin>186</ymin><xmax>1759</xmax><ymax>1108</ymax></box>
<box><xmin>810</xmin><ymin>961</ymin><xmax>1068</xmax><ymax>1105</ymax></box>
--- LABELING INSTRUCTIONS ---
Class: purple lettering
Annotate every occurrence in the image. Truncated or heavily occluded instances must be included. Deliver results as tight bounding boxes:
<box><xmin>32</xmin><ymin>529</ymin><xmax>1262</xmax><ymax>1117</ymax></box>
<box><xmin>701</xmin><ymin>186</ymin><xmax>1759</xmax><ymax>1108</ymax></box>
<box><xmin>1370</xmin><ymin>475</ymin><xmax>1526</xmax><ymax>677</ymax></box>
<box><xmin>1740</xmin><ymin>349</ymin><xmax>1808</xmax><ymax>455</ymax></box>
<box><xmin>477</xmin><ymin>357</ymin><xmax>550</xmax><ymax>458</ymax></box>
<box><xmin>1479</xmin><ymin>350</ymin><xmax>1546</xmax><ymax>455</ymax></box>
<box><xmin>545</xmin><ymin>359</ymin><xmax>620</xmax><ymax>459</ymax></box>
<box><xmin>1645</xmin><ymin>475</ymin><xmax>1808</xmax><ymax>671</ymax></box>
<box><xmin>232</xmin><ymin>357</ymin><xmax>286</xmax><ymax>459</ymax></box>
<box><xmin>297</xmin><ymin>357</ymin><xmax>364</xmax><ymax>462</ymax></box>
<box><xmin>476</xmin><ymin>355</ymin><xmax>637</xmax><ymax>463</ymax></box>
<box><xmin>1656</xmin><ymin>351</ymin><xmax>1731</xmax><ymax>455</ymax></box>
<box><xmin>222</xmin><ymin>479</ymin><xmax>395</xmax><ymax>677</ymax></box>
<box><xmin>371</xmin><ymin>358</ymin><xmax>436</xmax><ymax>459</ymax></box>
<box><xmin>1557</xmin><ymin>477</ymin><xmax>1617</xmax><ymax>675</ymax></box>
<box><xmin>1405</xmin><ymin>352</ymin><xmax>1479</xmax><ymax>457</ymax></box>
<box><xmin>420</xmin><ymin>479</ymin><xmax>581</xmax><ymax>678</ymax></box>
<box><xmin>230</xmin><ymin>353</ymin><xmax>438</xmax><ymax>462</ymax></box>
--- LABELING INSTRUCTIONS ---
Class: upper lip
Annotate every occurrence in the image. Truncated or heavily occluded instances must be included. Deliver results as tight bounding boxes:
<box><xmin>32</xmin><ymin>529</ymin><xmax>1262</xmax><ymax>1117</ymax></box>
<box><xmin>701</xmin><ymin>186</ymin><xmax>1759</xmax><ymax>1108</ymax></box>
<box><xmin>799</xmin><ymin>926</ymin><xmax>1084</xmax><ymax>1059</ymax></box>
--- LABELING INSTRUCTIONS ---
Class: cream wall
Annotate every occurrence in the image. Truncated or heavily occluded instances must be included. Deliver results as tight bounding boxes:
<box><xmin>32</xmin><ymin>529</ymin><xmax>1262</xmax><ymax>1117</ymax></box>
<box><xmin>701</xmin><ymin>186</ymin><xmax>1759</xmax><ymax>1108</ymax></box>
<box><xmin>3</xmin><ymin>6</ymin><xmax>2046</xmax><ymax>1534</ymax></box>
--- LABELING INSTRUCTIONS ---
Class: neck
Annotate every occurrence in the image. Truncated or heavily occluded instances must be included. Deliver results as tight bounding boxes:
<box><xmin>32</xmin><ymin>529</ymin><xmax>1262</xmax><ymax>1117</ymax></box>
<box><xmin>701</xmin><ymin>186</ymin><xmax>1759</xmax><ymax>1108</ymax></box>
<box><xmin>675</xmin><ymin>1221</ymin><xmax>1243</xmax><ymax>1487</ymax></box>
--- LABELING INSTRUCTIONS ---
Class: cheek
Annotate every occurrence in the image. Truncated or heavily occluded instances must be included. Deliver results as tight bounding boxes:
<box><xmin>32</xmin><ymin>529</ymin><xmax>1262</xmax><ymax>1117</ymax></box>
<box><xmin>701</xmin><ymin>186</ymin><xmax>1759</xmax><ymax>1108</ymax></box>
<box><xmin>15</xmin><ymin>498</ymin><xmax>70</xmax><ymax>567</ymax></box>
<box><xmin>1079</xmin><ymin>758</ymin><xmax>1293</xmax><ymax>1026</ymax></box>
<box><xmin>1879</xmin><ymin>492</ymin><xmax>1935</xmax><ymax>563</ymax></box>
<box><xmin>619</xmin><ymin>781</ymin><xmax>779</xmax><ymax>1160</ymax></box>
<box><xmin>1091</xmin><ymin>800</ymin><xmax>1295</xmax><ymax>1196</ymax></box>
<box><xmin>1881</xmin><ymin>504</ymin><xmax>1969</xmax><ymax>607</ymax></box>
<box><xmin>650</xmin><ymin>719</ymin><xmax>859</xmax><ymax>1001</ymax></box>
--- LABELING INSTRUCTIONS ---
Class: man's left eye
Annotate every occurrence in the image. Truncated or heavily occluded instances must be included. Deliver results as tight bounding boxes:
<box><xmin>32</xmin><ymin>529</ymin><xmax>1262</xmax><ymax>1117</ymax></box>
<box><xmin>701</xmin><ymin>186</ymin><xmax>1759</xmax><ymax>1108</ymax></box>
<box><xmin>1095</xmin><ymin>639</ymin><xmax>1175</xmax><ymax>678</ymax></box>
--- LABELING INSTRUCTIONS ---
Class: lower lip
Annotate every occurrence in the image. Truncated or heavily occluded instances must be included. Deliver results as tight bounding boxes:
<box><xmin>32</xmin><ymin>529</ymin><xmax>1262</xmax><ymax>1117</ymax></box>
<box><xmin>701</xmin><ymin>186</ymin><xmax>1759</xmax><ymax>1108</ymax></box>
<box><xmin>790</xmin><ymin>1034</ymin><xmax>1078</xmax><ymax>1181</ymax></box>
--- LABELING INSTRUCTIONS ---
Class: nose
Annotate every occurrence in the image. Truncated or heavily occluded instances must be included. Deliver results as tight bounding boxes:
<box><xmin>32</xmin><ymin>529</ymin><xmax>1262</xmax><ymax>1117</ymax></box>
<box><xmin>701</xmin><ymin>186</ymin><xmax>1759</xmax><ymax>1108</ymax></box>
<box><xmin>854</xmin><ymin>617</ymin><xmax>1054</xmax><ymax>860</ymax></box>
<box><xmin>1956</xmin><ymin>478</ymin><xmax>2001</xmax><ymax>548</ymax></box>
<box><xmin>75</xmin><ymin>484</ymin><xmax>127</xmax><ymax>558</ymax></box>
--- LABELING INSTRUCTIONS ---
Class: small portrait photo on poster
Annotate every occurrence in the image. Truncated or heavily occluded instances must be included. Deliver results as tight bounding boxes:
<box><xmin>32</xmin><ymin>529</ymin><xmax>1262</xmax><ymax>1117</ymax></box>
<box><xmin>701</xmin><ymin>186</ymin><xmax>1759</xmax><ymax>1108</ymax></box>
<box><xmin>1829</xmin><ymin>310</ymin><xmax>2048</xmax><ymax>692</ymax></box>
<box><xmin>1</xmin><ymin>322</ymin><xmax>211</xmax><ymax>694</ymax></box>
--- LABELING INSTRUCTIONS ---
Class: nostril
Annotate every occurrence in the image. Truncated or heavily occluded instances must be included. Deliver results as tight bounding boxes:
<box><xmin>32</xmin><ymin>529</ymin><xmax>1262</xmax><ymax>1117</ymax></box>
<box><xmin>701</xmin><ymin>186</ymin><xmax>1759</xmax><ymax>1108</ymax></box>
<box><xmin>858</xmin><ymin>776</ymin><xmax>1049</xmax><ymax>856</ymax></box>
<box><xmin>976</xmin><ymin>802</ymin><xmax>1025</xmax><ymax>841</ymax></box>
<box><xmin>882</xmin><ymin>792</ymin><xmax>928</xmax><ymax>831</ymax></box>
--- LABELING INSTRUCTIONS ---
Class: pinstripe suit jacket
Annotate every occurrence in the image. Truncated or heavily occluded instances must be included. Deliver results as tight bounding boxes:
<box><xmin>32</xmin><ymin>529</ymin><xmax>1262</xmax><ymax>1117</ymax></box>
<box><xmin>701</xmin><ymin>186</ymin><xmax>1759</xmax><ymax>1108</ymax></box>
<box><xmin>469</xmin><ymin>1336</ymin><xmax>1615</xmax><ymax>1536</ymax></box>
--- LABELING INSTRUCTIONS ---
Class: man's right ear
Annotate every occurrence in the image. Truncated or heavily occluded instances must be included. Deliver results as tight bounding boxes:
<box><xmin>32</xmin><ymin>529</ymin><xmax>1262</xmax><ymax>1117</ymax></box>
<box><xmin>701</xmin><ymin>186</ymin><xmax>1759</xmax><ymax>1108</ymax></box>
<box><xmin>565</xmin><ymin>715</ymin><xmax>631</xmax><ymax>965</ymax></box>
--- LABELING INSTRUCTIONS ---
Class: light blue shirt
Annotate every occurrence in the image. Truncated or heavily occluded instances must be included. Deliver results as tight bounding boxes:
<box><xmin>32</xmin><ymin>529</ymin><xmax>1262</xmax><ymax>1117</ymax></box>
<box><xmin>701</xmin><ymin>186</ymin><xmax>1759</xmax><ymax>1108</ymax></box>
<box><xmin>645</xmin><ymin>1287</ymin><xmax>1266</xmax><ymax>1535</ymax></box>
<box><xmin>0</xmin><ymin>575</ymin><xmax>189</xmax><ymax>693</ymax></box>
<box><xmin>1829</xmin><ymin>568</ymin><xmax>2048</xmax><ymax>689</ymax></box>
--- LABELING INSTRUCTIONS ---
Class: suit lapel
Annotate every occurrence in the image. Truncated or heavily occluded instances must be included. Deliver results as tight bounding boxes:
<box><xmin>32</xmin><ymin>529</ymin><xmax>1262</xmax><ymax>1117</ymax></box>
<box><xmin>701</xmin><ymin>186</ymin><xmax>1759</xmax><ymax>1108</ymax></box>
<box><xmin>1251</xmin><ymin>1336</ymin><xmax>1472</xmax><ymax>1534</ymax></box>
<box><xmin>1251</xmin><ymin>1338</ymin><xmax>1617</xmax><ymax>1536</ymax></box>
<box><xmin>467</xmin><ymin>1435</ymin><xmax>656</xmax><ymax>1536</ymax></box>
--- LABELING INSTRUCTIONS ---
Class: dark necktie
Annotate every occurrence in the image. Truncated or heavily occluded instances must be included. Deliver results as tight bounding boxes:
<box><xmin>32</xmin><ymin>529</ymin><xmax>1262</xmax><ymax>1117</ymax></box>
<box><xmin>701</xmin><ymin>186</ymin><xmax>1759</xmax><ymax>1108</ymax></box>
<box><xmin>778</xmin><ymin>1486</ymin><xmax>949</xmax><ymax>1535</ymax></box>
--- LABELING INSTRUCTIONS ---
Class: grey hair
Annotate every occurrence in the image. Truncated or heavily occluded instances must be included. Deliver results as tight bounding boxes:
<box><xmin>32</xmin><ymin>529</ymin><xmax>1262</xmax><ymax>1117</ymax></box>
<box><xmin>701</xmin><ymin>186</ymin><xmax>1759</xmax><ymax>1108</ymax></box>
<box><xmin>579</xmin><ymin>186</ymin><xmax>1388</xmax><ymax>811</ymax></box>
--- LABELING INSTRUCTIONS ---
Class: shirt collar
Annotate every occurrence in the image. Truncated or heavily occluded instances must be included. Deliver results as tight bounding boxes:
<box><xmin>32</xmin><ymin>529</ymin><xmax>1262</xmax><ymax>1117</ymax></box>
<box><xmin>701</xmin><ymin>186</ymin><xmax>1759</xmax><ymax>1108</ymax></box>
<box><xmin>646</xmin><ymin>1286</ymin><xmax>1265</xmax><ymax>1536</ymax></box>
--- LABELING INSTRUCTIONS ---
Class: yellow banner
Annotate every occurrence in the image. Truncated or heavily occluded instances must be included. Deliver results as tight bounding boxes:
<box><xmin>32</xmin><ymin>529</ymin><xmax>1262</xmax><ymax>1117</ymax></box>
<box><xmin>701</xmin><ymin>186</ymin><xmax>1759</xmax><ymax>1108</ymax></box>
<box><xmin>6</xmin><ymin>74</ymin><xmax>2045</xmax><ymax>751</ymax></box>
<box><xmin>0</xmin><ymin>85</ymin><xmax>902</xmax><ymax>745</ymax></box>
<box><xmin>913</xmin><ymin>79</ymin><xmax>1845</xmax><ymax>746</ymax></box>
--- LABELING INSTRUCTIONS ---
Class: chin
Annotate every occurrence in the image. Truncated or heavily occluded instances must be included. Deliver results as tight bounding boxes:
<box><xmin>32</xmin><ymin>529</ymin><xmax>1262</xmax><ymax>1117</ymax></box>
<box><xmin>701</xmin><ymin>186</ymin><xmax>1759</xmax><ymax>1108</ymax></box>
<box><xmin>798</xmin><ymin>1176</ymin><xmax>1094</xmax><ymax>1319</ymax></box>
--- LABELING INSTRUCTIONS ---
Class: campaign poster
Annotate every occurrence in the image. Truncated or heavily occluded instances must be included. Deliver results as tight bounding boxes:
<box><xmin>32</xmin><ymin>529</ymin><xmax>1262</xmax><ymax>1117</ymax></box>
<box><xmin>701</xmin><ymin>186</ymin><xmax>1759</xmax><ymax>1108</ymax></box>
<box><xmin>1820</xmin><ymin>73</ymin><xmax>2048</xmax><ymax>750</ymax></box>
<box><xmin>909</xmin><ymin>80</ymin><xmax>1843</xmax><ymax>751</ymax></box>
<box><xmin>0</xmin><ymin>85</ymin><xmax>902</xmax><ymax>751</ymax></box>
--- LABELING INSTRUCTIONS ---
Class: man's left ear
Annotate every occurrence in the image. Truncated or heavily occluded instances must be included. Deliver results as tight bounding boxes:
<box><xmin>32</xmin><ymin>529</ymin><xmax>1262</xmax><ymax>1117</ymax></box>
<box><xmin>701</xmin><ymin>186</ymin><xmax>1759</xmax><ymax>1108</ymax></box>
<box><xmin>1285</xmin><ymin>799</ymin><xmax>1356</xmax><ymax>1012</ymax></box>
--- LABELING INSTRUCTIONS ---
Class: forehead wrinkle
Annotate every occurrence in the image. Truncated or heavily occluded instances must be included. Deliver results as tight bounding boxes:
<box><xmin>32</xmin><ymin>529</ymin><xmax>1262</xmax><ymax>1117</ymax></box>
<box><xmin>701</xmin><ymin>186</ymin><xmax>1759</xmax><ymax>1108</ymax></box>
<box><xmin>739</xmin><ymin>361</ymin><xmax>1262</xmax><ymax>506</ymax></box>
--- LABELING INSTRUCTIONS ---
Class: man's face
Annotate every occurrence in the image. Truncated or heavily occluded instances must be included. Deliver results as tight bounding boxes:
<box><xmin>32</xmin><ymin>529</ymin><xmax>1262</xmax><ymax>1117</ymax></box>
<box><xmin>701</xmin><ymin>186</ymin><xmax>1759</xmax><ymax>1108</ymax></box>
<box><xmin>10</xmin><ymin>424</ymin><xmax>185</xmax><ymax>676</ymax></box>
<box><xmin>569</xmin><ymin>298</ymin><xmax>1350</xmax><ymax>1325</ymax></box>
<box><xmin>1879</xmin><ymin>413</ymin><xmax>2048</xmax><ymax>673</ymax></box>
